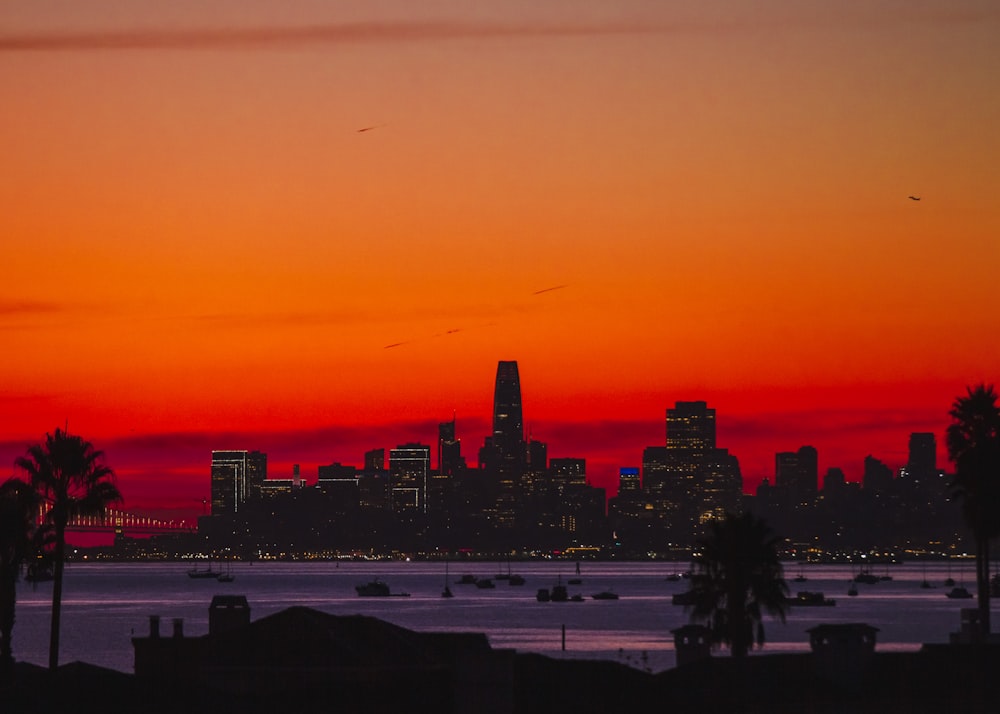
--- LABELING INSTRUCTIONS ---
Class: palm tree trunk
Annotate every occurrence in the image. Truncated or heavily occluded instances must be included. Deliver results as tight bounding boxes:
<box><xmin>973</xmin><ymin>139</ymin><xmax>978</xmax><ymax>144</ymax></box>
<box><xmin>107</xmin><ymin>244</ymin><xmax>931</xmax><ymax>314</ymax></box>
<box><xmin>48</xmin><ymin>525</ymin><xmax>65</xmax><ymax>671</ymax></box>
<box><xmin>979</xmin><ymin>538</ymin><xmax>991</xmax><ymax>638</ymax></box>
<box><xmin>1</xmin><ymin>569</ymin><xmax>15</xmax><ymax>668</ymax></box>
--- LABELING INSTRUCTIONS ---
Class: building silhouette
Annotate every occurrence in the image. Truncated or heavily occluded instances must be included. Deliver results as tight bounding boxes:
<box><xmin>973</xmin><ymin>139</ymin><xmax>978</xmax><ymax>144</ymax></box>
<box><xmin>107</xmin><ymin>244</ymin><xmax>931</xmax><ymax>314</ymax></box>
<box><xmin>438</xmin><ymin>416</ymin><xmax>464</xmax><ymax>476</ymax></box>
<box><xmin>775</xmin><ymin>445</ymin><xmax>818</xmax><ymax>509</ymax></box>
<box><xmin>666</xmin><ymin>401</ymin><xmax>716</xmax><ymax>453</ymax></box>
<box><xmin>490</xmin><ymin>360</ymin><xmax>526</xmax><ymax>475</ymax></box>
<box><xmin>210</xmin><ymin>450</ymin><xmax>266</xmax><ymax>516</ymax></box>
<box><xmin>663</xmin><ymin>401</ymin><xmax>740</xmax><ymax>533</ymax></box>
<box><xmin>389</xmin><ymin>443</ymin><xmax>430</xmax><ymax>513</ymax></box>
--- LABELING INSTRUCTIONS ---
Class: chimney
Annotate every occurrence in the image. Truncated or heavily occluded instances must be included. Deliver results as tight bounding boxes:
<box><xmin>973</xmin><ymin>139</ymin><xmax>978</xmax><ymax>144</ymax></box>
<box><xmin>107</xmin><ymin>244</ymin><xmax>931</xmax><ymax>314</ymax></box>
<box><xmin>149</xmin><ymin>615</ymin><xmax>160</xmax><ymax>638</ymax></box>
<box><xmin>172</xmin><ymin>618</ymin><xmax>184</xmax><ymax>638</ymax></box>
<box><xmin>209</xmin><ymin>595</ymin><xmax>251</xmax><ymax>635</ymax></box>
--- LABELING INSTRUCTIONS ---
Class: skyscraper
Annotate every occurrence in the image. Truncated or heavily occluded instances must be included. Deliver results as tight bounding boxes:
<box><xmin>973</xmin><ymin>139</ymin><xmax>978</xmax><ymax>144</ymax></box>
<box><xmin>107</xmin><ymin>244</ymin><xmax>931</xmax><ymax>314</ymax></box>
<box><xmin>491</xmin><ymin>360</ymin><xmax>525</xmax><ymax>475</ymax></box>
<box><xmin>666</xmin><ymin>401</ymin><xmax>716</xmax><ymax>454</ymax></box>
<box><xmin>211</xmin><ymin>450</ymin><xmax>266</xmax><ymax>516</ymax></box>
<box><xmin>438</xmin><ymin>415</ymin><xmax>463</xmax><ymax>476</ymax></box>
<box><xmin>389</xmin><ymin>443</ymin><xmax>430</xmax><ymax>513</ymax></box>
<box><xmin>655</xmin><ymin>401</ymin><xmax>741</xmax><ymax>536</ymax></box>
<box><xmin>775</xmin><ymin>445</ymin><xmax>818</xmax><ymax>508</ymax></box>
<box><xmin>906</xmin><ymin>432</ymin><xmax>937</xmax><ymax>481</ymax></box>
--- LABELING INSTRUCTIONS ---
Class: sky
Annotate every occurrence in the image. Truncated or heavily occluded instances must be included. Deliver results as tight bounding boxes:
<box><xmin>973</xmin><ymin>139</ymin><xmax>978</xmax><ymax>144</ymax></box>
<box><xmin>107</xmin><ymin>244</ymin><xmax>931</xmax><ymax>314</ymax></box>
<box><xmin>2</xmin><ymin>1</ymin><xmax>998</xmax><ymax>524</ymax></box>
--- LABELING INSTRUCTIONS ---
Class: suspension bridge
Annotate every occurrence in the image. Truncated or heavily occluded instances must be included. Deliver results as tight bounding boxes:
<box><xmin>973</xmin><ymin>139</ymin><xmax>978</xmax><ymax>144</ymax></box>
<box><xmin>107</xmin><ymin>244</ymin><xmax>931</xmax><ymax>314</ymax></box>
<box><xmin>62</xmin><ymin>508</ymin><xmax>197</xmax><ymax>534</ymax></box>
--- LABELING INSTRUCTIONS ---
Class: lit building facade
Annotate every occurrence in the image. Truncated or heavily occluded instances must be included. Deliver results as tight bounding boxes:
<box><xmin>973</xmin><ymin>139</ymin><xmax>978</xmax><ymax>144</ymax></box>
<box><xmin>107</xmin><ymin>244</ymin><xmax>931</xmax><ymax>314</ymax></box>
<box><xmin>389</xmin><ymin>443</ymin><xmax>431</xmax><ymax>513</ymax></box>
<box><xmin>211</xmin><ymin>450</ymin><xmax>267</xmax><ymax>516</ymax></box>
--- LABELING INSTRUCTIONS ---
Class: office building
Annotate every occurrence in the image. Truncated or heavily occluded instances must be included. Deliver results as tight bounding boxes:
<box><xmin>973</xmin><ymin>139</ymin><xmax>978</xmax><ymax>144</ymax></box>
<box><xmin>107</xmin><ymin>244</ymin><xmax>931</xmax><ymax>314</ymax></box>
<box><xmin>490</xmin><ymin>360</ymin><xmax>525</xmax><ymax>475</ymax></box>
<box><xmin>389</xmin><ymin>443</ymin><xmax>431</xmax><ymax>512</ymax></box>
<box><xmin>211</xmin><ymin>450</ymin><xmax>267</xmax><ymax>516</ymax></box>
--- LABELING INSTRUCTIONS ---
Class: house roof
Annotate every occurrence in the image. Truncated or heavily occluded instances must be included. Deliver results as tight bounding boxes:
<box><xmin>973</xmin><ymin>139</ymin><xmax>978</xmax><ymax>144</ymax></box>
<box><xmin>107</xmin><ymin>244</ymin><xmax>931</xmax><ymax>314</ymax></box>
<box><xmin>202</xmin><ymin>606</ymin><xmax>491</xmax><ymax>669</ymax></box>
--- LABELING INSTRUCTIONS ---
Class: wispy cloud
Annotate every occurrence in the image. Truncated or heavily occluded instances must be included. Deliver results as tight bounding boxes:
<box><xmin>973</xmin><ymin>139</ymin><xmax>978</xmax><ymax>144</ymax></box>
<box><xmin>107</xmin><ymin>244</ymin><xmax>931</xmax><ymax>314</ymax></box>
<box><xmin>0</xmin><ymin>300</ymin><xmax>65</xmax><ymax>317</ymax></box>
<box><xmin>190</xmin><ymin>310</ymin><xmax>372</xmax><ymax>329</ymax></box>
<box><xmin>0</xmin><ymin>20</ymin><xmax>669</xmax><ymax>53</ymax></box>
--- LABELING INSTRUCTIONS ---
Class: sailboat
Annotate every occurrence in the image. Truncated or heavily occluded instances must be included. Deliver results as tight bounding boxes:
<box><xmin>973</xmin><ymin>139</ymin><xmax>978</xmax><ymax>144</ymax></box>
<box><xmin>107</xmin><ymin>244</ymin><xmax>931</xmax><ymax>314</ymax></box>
<box><xmin>441</xmin><ymin>561</ymin><xmax>454</xmax><ymax>598</ymax></box>
<box><xmin>944</xmin><ymin>559</ymin><xmax>955</xmax><ymax>587</ymax></box>
<box><xmin>497</xmin><ymin>556</ymin><xmax>525</xmax><ymax>586</ymax></box>
<box><xmin>187</xmin><ymin>559</ymin><xmax>218</xmax><ymax>579</ymax></box>
<box><xmin>216</xmin><ymin>561</ymin><xmax>235</xmax><ymax>582</ymax></box>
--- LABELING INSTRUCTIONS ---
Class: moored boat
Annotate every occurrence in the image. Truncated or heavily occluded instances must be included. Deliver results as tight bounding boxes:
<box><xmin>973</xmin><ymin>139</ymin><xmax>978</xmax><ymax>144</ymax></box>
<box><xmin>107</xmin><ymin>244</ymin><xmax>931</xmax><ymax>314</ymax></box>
<box><xmin>187</xmin><ymin>564</ymin><xmax>219</xmax><ymax>579</ymax></box>
<box><xmin>355</xmin><ymin>578</ymin><xmax>410</xmax><ymax>597</ymax></box>
<box><xmin>790</xmin><ymin>591</ymin><xmax>835</xmax><ymax>606</ymax></box>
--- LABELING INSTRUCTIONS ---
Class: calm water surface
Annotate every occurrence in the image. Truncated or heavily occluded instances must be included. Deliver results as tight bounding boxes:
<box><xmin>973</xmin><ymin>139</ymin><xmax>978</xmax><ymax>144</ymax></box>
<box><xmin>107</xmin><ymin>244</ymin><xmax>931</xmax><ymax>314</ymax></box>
<box><xmin>12</xmin><ymin>561</ymin><xmax>988</xmax><ymax>673</ymax></box>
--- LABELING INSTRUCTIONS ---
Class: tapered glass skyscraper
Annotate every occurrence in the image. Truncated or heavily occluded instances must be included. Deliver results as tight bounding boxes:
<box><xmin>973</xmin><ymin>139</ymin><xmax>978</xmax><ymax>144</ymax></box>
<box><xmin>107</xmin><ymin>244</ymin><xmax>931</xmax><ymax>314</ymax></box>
<box><xmin>492</xmin><ymin>360</ymin><xmax>525</xmax><ymax>473</ymax></box>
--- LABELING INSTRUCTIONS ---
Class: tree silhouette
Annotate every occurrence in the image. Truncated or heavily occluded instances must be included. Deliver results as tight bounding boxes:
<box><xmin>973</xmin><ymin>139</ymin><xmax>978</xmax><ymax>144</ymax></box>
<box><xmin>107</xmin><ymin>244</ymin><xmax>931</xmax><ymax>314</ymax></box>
<box><xmin>15</xmin><ymin>428</ymin><xmax>122</xmax><ymax>670</ymax></box>
<box><xmin>686</xmin><ymin>511</ymin><xmax>789</xmax><ymax>657</ymax></box>
<box><xmin>0</xmin><ymin>478</ymin><xmax>45</xmax><ymax>674</ymax></box>
<box><xmin>947</xmin><ymin>384</ymin><xmax>1000</xmax><ymax>639</ymax></box>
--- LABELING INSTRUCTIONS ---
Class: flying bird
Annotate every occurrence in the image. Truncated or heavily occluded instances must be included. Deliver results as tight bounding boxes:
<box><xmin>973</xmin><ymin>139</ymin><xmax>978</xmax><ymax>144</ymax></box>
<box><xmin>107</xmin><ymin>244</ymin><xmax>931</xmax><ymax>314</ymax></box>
<box><xmin>357</xmin><ymin>124</ymin><xmax>386</xmax><ymax>133</ymax></box>
<box><xmin>908</xmin><ymin>195</ymin><xmax>921</xmax><ymax>201</ymax></box>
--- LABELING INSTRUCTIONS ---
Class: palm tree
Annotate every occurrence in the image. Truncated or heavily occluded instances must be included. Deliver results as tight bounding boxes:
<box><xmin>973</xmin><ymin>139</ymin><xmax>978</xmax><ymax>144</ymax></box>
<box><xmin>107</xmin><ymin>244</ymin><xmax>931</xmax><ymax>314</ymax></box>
<box><xmin>0</xmin><ymin>478</ymin><xmax>44</xmax><ymax>674</ymax></box>
<box><xmin>946</xmin><ymin>384</ymin><xmax>1000</xmax><ymax>640</ymax></box>
<box><xmin>685</xmin><ymin>511</ymin><xmax>789</xmax><ymax>657</ymax></box>
<box><xmin>15</xmin><ymin>428</ymin><xmax>122</xmax><ymax>670</ymax></box>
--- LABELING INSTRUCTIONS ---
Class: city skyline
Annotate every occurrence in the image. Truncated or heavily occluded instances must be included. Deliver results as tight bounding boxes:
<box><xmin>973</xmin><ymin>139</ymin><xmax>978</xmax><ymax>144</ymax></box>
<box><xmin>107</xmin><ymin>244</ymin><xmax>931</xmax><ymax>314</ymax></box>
<box><xmin>1</xmin><ymin>357</ymin><xmax>957</xmax><ymax>525</ymax></box>
<box><xmin>2</xmin><ymin>1</ymin><xmax>998</xmax><ymax>522</ymax></box>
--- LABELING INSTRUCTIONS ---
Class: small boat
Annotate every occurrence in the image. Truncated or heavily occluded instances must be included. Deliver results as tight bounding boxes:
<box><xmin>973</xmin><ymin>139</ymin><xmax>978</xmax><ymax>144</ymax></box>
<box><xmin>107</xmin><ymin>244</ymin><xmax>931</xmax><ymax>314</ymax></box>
<box><xmin>456</xmin><ymin>574</ymin><xmax>478</xmax><ymax>585</ymax></box>
<box><xmin>791</xmin><ymin>591</ymin><xmax>835</xmax><ymax>607</ymax></box>
<box><xmin>508</xmin><ymin>574</ymin><xmax>526</xmax><ymax>586</ymax></box>
<box><xmin>476</xmin><ymin>578</ymin><xmax>496</xmax><ymax>589</ymax></box>
<box><xmin>550</xmin><ymin>584</ymin><xmax>569</xmax><ymax>602</ymax></box>
<box><xmin>592</xmin><ymin>590</ymin><xmax>619</xmax><ymax>600</ymax></box>
<box><xmin>356</xmin><ymin>578</ymin><xmax>410</xmax><ymax>597</ymax></box>
<box><xmin>567</xmin><ymin>578</ymin><xmax>582</xmax><ymax>585</ymax></box>
<box><xmin>536</xmin><ymin>588</ymin><xmax>550</xmax><ymax>602</ymax></box>
<box><xmin>442</xmin><ymin>561</ymin><xmax>454</xmax><ymax>598</ymax></box>
<box><xmin>847</xmin><ymin>583</ymin><xmax>859</xmax><ymax>597</ymax></box>
<box><xmin>187</xmin><ymin>563</ymin><xmax>219</xmax><ymax>579</ymax></box>
<box><xmin>495</xmin><ymin>555</ymin><xmax>517</xmax><ymax>581</ymax></box>
<box><xmin>570</xmin><ymin>594</ymin><xmax>585</xmax><ymax>602</ymax></box>
<box><xmin>853</xmin><ymin>570</ymin><xmax>879</xmax><ymax>585</ymax></box>
<box><xmin>215</xmin><ymin>562</ymin><xmax>235</xmax><ymax>582</ymax></box>
<box><xmin>664</xmin><ymin>573</ymin><xmax>682</xmax><ymax>582</ymax></box>
<box><xmin>946</xmin><ymin>586</ymin><xmax>973</xmax><ymax>599</ymax></box>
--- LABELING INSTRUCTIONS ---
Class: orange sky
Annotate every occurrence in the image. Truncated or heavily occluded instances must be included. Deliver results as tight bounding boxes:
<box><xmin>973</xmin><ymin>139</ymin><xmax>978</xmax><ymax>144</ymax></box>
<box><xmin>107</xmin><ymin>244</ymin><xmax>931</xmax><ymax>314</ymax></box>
<box><xmin>2</xmin><ymin>1</ymin><xmax>998</xmax><ymax>521</ymax></box>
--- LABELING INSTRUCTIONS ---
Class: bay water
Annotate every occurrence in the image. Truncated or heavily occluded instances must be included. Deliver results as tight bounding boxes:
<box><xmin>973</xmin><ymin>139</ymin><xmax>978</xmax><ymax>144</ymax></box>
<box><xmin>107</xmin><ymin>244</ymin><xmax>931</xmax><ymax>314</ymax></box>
<box><xmin>11</xmin><ymin>561</ymin><xmax>984</xmax><ymax>674</ymax></box>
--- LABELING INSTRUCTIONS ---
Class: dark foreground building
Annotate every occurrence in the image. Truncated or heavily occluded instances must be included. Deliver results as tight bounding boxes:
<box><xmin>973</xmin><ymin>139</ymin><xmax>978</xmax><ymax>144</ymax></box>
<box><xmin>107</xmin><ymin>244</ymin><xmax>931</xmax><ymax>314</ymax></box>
<box><xmin>3</xmin><ymin>602</ymin><xmax>1000</xmax><ymax>714</ymax></box>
